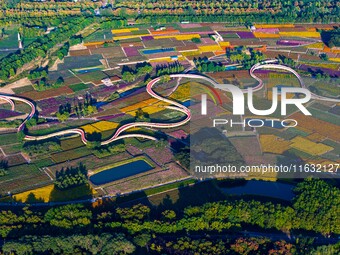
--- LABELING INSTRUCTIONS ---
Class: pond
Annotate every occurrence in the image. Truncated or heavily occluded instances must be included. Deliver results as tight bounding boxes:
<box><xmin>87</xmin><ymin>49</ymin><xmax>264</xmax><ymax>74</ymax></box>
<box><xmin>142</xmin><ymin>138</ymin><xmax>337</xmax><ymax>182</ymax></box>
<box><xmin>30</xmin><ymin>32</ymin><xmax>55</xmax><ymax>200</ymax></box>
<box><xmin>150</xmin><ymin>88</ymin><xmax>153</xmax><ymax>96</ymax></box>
<box><xmin>220</xmin><ymin>180</ymin><xmax>295</xmax><ymax>201</ymax></box>
<box><xmin>182</xmin><ymin>100</ymin><xmax>196</xmax><ymax>107</ymax></box>
<box><xmin>90</xmin><ymin>160</ymin><xmax>153</xmax><ymax>185</ymax></box>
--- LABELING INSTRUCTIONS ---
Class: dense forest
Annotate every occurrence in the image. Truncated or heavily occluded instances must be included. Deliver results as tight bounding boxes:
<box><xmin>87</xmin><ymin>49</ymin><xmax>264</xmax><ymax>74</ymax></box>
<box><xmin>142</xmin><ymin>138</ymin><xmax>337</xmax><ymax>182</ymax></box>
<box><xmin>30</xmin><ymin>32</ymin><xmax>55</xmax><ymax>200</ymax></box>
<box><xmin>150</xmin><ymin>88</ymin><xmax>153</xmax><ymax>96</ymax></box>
<box><xmin>0</xmin><ymin>178</ymin><xmax>339</xmax><ymax>254</ymax></box>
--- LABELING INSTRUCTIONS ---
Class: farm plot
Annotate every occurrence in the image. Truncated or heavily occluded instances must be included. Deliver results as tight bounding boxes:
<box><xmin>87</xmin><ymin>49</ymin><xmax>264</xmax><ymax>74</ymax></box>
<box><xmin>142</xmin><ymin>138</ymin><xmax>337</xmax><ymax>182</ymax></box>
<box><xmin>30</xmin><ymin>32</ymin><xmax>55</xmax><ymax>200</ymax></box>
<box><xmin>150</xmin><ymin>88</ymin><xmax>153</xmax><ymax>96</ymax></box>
<box><xmin>0</xmin><ymin>163</ymin><xmax>51</xmax><ymax>195</ymax></box>
<box><xmin>51</xmin><ymin>147</ymin><xmax>93</xmax><ymax>164</ymax></box>
<box><xmin>229</xmin><ymin>136</ymin><xmax>276</xmax><ymax>166</ymax></box>
<box><xmin>90</xmin><ymin>46</ymin><xmax>126</xmax><ymax>58</ymax></box>
<box><xmin>289</xmin><ymin>136</ymin><xmax>333</xmax><ymax>156</ymax></box>
<box><xmin>69</xmin><ymin>49</ymin><xmax>91</xmax><ymax>56</ymax></box>
<box><xmin>76</xmin><ymin>70</ymin><xmax>108</xmax><ymax>83</ymax></box>
<box><xmin>69</xmin><ymin>83</ymin><xmax>91</xmax><ymax>92</ymax></box>
<box><xmin>48</xmin><ymin>70</ymin><xmax>75</xmax><ymax>81</ymax></box>
<box><xmin>60</xmin><ymin>136</ymin><xmax>85</xmax><ymax>150</ymax></box>
<box><xmin>21</xmin><ymin>86</ymin><xmax>74</xmax><ymax>101</ymax></box>
<box><xmin>291</xmin><ymin>113</ymin><xmax>340</xmax><ymax>142</ymax></box>
<box><xmin>13</xmin><ymin>184</ymin><xmax>96</xmax><ymax>203</ymax></box>
<box><xmin>123</xmin><ymin>46</ymin><xmax>143</xmax><ymax>57</ymax></box>
<box><xmin>84</xmin><ymin>29</ymin><xmax>112</xmax><ymax>43</ymax></box>
<box><xmin>259</xmin><ymin>134</ymin><xmax>291</xmax><ymax>154</ymax></box>
<box><xmin>0</xmin><ymin>133</ymin><xmax>19</xmax><ymax>146</ymax></box>
<box><xmin>57</xmin><ymin>54</ymin><xmax>103</xmax><ymax>70</ymax></box>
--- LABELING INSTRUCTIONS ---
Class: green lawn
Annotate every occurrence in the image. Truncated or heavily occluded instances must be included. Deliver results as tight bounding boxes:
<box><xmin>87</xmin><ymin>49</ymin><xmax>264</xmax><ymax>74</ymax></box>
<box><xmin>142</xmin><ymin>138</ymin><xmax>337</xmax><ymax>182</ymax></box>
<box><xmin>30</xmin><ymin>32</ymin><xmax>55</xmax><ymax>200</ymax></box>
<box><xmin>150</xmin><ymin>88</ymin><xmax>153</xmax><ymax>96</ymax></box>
<box><xmin>69</xmin><ymin>83</ymin><xmax>90</xmax><ymax>92</ymax></box>
<box><xmin>0</xmin><ymin>133</ymin><xmax>19</xmax><ymax>146</ymax></box>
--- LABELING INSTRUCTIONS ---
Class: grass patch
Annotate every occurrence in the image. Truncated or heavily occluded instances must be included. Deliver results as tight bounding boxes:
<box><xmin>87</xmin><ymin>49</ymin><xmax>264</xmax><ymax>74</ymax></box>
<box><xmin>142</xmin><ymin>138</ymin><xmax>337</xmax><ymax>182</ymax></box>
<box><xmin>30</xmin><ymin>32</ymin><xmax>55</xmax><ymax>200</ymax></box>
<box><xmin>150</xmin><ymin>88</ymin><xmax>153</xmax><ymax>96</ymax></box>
<box><xmin>33</xmin><ymin>158</ymin><xmax>54</xmax><ymax>168</ymax></box>
<box><xmin>0</xmin><ymin>133</ymin><xmax>19</xmax><ymax>146</ymax></box>
<box><xmin>69</xmin><ymin>83</ymin><xmax>90</xmax><ymax>92</ymax></box>
<box><xmin>144</xmin><ymin>179</ymin><xmax>196</xmax><ymax>196</ymax></box>
<box><xmin>51</xmin><ymin>147</ymin><xmax>93</xmax><ymax>164</ymax></box>
<box><xmin>12</xmin><ymin>85</ymin><xmax>34</xmax><ymax>94</ymax></box>
<box><xmin>60</xmin><ymin>136</ymin><xmax>85</xmax><ymax>150</ymax></box>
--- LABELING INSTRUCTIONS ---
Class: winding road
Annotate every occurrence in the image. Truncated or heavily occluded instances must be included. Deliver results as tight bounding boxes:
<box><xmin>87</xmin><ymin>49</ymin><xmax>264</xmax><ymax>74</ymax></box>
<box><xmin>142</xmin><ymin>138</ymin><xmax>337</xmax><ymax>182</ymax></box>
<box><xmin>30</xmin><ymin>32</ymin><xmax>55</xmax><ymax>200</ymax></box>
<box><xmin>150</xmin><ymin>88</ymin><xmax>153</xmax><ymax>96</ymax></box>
<box><xmin>0</xmin><ymin>59</ymin><xmax>339</xmax><ymax>145</ymax></box>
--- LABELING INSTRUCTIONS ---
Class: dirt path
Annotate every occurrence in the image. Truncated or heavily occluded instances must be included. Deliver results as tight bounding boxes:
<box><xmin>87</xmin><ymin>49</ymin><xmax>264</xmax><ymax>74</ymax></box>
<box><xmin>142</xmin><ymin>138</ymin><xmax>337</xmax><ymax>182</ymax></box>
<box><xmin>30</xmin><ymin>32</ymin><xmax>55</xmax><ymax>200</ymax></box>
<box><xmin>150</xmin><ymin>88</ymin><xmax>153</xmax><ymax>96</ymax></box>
<box><xmin>0</xmin><ymin>78</ymin><xmax>32</xmax><ymax>94</ymax></box>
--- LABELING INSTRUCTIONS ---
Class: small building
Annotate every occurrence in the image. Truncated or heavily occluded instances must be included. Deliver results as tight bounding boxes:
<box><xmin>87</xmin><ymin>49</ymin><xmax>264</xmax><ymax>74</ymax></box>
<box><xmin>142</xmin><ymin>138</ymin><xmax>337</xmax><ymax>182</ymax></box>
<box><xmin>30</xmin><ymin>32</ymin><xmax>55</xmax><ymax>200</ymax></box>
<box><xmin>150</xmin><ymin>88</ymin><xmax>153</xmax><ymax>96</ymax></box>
<box><xmin>101</xmin><ymin>76</ymin><xmax>121</xmax><ymax>86</ymax></box>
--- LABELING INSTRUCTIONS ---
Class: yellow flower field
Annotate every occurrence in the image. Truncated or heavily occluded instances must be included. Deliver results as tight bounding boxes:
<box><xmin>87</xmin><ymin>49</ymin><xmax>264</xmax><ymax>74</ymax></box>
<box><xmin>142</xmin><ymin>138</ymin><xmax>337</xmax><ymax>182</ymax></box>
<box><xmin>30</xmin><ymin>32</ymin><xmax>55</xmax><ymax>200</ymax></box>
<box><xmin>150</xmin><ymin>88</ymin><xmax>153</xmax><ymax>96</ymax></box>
<box><xmin>149</xmin><ymin>56</ymin><xmax>185</xmax><ymax>62</ymax></box>
<box><xmin>13</xmin><ymin>184</ymin><xmax>97</xmax><ymax>203</ymax></box>
<box><xmin>253</xmin><ymin>32</ymin><xmax>280</xmax><ymax>38</ymax></box>
<box><xmin>279</xmin><ymin>31</ymin><xmax>320</xmax><ymax>38</ymax></box>
<box><xmin>170</xmin><ymin>83</ymin><xmax>191</xmax><ymax>101</ymax></box>
<box><xmin>305</xmin><ymin>42</ymin><xmax>324</xmax><ymax>49</ymax></box>
<box><xmin>181</xmin><ymin>50</ymin><xmax>200</xmax><ymax>56</ymax></box>
<box><xmin>175</xmin><ymin>34</ymin><xmax>201</xmax><ymax>40</ymax></box>
<box><xmin>289</xmin><ymin>136</ymin><xmax>333</xmax><ymax>156</ymax></box>
<box><xmin>153</xmin><ymin>34</ymin><xmax>201</xmax><ymax>40</ymax></box>
<box><xmin>199</xmin><ymin>45</ymin><xmax>222</xmax><ymax>52</ymax></box>
<box><xmin>84</xmin><ymin>41</ymin><xmax>105</xmax><ymax>46</ymax></box>
<box><xmin>329</xmin><ymin>58</ymin><xmax>340</xmax><ymax>62</ymax></box>
<box><xmin>258</xmin><ymin>24</ymin><xmax>294</xmax><ymax>28</ymax></box>
<box><xmin>111</xmin><ymin>28</ymin><xmax>139</xmax><ymax>34</ymax></box>
<box><xmin>81</xmin><ymin>124</ymin><xmax>101</xmax><ymax>134</ymax></box>
<box><xmin>120</xmin><ymin>98</ymin><xmax>170</xmax><ymax>116</ymax></box>
<box><xmin>91</xmin><ymin>121</ymin><xmax>119</xmax><ymax>132</ymax></box>
<box><xmin>218</xmin><ymin>41</ymin><xmax>230</xmax><ymax>47</ymax></box>
<box><xmin>260</xmin><ymin>134</ymin><xmax>291</xmax><ymax>154</ymax></box>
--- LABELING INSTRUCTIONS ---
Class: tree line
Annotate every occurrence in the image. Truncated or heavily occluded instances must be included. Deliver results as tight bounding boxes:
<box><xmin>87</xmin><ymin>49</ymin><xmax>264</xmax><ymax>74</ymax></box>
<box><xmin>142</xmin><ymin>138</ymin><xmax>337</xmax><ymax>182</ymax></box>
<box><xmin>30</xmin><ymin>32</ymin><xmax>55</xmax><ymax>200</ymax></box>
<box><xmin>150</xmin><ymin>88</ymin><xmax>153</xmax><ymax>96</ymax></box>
<box><xmin>0</xmin><ymin>179</ymin><xmax>338</xmax><ymax>249</ymax></box>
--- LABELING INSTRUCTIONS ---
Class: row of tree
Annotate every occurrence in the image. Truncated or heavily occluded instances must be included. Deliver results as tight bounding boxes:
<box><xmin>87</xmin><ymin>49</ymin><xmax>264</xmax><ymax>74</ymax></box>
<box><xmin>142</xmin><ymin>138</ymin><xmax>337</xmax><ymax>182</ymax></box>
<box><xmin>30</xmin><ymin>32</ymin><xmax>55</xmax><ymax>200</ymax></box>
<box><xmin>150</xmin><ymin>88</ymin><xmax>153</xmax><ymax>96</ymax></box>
<box><xmin>156</xmin><ymin>62</ymin><xmax>185</xmax><ymax>76</ymax></box>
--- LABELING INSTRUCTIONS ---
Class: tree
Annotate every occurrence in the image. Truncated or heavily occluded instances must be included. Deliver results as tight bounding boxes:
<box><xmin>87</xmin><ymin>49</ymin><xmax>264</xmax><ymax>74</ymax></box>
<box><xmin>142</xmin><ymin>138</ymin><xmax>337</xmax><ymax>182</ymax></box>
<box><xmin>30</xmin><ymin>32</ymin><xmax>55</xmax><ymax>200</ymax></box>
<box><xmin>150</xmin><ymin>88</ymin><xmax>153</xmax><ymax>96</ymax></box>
<box><xmin>56</xmin><ymin>112</ymin><xmax>69</xmax><ymax>122</ymax></box>
<box><xmin>122</xmin><ymin>71</ymin><xmax>135</xmax><ymax>82</ymax></box>
<box><xmin>319</xmin><ymin>53</ymin><xmax>329</xmax><ymax>61</ymax></box>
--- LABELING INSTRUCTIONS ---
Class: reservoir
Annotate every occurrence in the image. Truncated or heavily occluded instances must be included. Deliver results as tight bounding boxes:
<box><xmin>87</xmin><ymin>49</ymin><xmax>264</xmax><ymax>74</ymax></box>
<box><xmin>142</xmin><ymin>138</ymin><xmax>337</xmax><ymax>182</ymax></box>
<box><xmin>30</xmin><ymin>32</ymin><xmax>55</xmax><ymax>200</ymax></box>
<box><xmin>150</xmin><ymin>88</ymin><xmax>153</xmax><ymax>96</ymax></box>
<box><xmin>90</xmin><ymin>160</ymin><xmax>153</xmax><ymax>185</ymax></box>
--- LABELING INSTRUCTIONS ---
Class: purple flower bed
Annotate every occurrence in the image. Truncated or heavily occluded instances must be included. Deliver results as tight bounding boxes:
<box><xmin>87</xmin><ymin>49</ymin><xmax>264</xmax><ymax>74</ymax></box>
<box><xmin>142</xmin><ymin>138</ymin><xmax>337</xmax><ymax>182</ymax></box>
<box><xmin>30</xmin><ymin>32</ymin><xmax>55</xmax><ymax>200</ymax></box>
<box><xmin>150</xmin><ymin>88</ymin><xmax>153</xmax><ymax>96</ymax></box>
<box><xmin>144</xmin><ymin>147</ymin><xmax>173</xmax><ymax>166</ymax></box>
<box><xmin>168</xmin><ymin>129</ymin><xmax>188</xmax><ymax>139</ymax></box>
<box><xmin>0</xmin><ymin>109</ymin><xmax>22</xmax><ymax>119</ymax></box>
<box><xmin>123</xmin><ymin>46</ymin><xmax>143</xmax><ymax>57</ymax></box>
<box><xmin>277</xmin><ymin>40</ymin><xmax>310</xmax><ymax>46</ymax></box>
<box><xmin>237</xmin><ymin>32</ymin><xmax>255</xmax><ymax>39</ymax></box>
<box><xmin>299</xmin><ymin>64</ymin><xmax>340</xmax><ymax>77</ymax></box>
<box><xmin>37</xmin><ymin>97</ymin><xmax>69</xmax><ymax>116</ymax></box>
<box><xmin>126</xmin><ymin>145</ymin><xmax>143</xmax><ymax>156</ymax></box>
<box><xmin>142</xmin><ymin>36</ymin><xmax>154</xmax><ymax>41</ymax></box>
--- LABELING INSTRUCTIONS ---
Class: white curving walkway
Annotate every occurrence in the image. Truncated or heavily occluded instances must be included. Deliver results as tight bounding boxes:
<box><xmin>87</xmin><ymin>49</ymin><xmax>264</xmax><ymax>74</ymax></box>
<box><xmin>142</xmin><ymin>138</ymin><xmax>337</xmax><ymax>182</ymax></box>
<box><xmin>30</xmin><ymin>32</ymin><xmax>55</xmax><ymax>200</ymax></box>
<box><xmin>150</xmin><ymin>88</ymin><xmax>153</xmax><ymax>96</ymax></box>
<box><xmin>1</xmin><ymin>59</ymin><xmax>339</xmax><ymax>145</ymax></box>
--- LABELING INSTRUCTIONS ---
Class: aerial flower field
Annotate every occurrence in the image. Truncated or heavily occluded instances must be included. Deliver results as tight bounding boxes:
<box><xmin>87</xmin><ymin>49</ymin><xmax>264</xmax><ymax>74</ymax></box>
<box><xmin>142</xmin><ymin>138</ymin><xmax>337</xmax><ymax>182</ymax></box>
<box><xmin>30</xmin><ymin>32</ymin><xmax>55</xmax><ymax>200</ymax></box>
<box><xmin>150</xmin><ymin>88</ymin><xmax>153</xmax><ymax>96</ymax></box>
<box><xmin>259</xmin><ymin>134</ymin><xmax>291</xmax><ymax>154</ymax></box>
<box><xmin>289</xmin><ymin>136</ymin><xmax>333</xmax><ymax>156</ymax></box>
